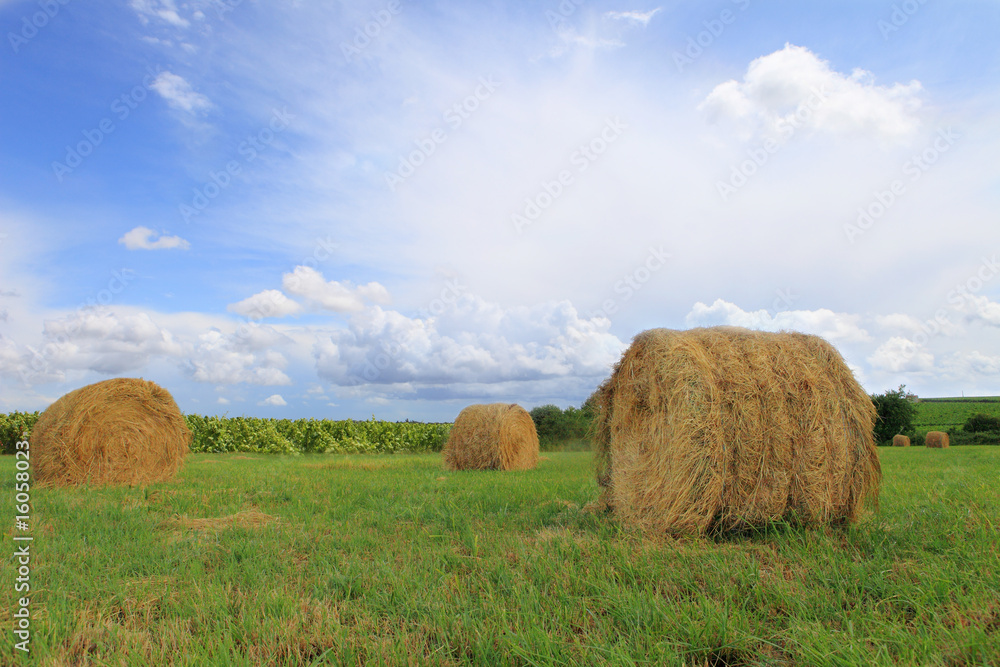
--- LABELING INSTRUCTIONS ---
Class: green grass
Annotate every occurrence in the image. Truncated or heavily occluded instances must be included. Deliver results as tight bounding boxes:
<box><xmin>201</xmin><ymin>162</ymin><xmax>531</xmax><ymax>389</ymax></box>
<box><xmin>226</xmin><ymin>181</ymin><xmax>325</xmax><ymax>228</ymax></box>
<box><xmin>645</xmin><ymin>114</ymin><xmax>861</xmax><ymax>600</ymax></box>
<box><xmin>913</xmin><ymin>398</ymin><xmax>1000</xmax><ymax>433</ymax></box>
<box><xmin>3</xmin><ymin>450</ymin><xmax>999</xmax><ymax>666</ymax></box>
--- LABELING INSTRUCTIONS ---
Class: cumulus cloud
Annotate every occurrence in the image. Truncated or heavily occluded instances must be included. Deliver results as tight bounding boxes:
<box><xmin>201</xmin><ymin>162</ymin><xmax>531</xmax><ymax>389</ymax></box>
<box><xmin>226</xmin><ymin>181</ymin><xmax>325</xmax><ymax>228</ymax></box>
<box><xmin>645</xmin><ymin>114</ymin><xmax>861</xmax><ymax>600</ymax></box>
<box><xmin>875</xmin><ymin>312</ymin><xmax>963</xmax><ymax>337</ymax></box>
<box><xmin>685</xmin><ymin>299</ymin><xmax>871</xmax><ymax>342</ymax></box>
<box><xmin>259</xmin><ymin>394</ymin><xmax>287</xmax><ymax>406</ymax></box>
<box><xmin>186</xmin><ymin>326</ymin><xmax>292</xmax><ymax>386</ymax></box>
<box><xmin>313</xmin><ymin>295</ymin><xmax>625</xmax><ymax>398</ymax></box>
<box><xmin>962</xmin><ymin>351</ymin><xmax>1000</xmax><ymax>375</ymax></box>
<box><xmin>699</xmin><ymin>44</ymin><xmax>922</xmax><ymax>142</ymax></box>
<box><xmin>283</xmin><ymin>266</ymin><xmax>390</xmax><ymax>313</ymax></box>
<box><xmin>151</xmin><ymin>72</ymin><xmax>212</xmax><ymax>113</ymax></box>
<box><xmin>39</xmin><ymin>309</ymin><xmax>184</xmax><ymax>375</ymax></box>
<box><xmin>962</xmin><ymin>295</ymin><xmax>1000</xmax><ymax>327</ymax></box>
<box><xmin>867</xmin><ymin>336</ymin><xmax>935</xmax><ymax>373</ymax></box>
<box><xmin>314</xmin><ymin>294</ymin><xmax>625</xmax><ymax>398</ymax></box>
<box><xmin>118</xmin><ymin>226</ymin><xmax>190</xmax><ymax>250</ymax></box>
<box><xmin>227</xmin><ymin>290</ymin><xmax>303</xmax><ymax>320</ymax></box>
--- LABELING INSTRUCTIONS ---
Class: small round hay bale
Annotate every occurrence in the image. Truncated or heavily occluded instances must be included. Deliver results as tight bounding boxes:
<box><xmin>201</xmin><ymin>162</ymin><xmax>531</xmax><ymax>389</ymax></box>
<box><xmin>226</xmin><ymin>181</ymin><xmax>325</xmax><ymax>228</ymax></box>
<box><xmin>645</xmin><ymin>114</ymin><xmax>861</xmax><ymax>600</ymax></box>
<box><xmin>594</xmin><ymin>326</ymin><xmax>882</xmax><ymax>535</ymax></box>
<box><xmin>32</xmin><ymin>378</ymin><xmax>191</xmax><ymax>487</ymax></box>
<box><xmin>442</xmin><ymin>403</ymin><xmax>539</xmax><ymax>471</ymax></box>
<box><xmin>925</xmin><ymin>431</ymin><xmax>950</xmax><ymax>448</ymax></box>
<box><xmin>892</xmin><ymin>434</ymin><xmax>911</xmax><ymax>447</ymax></box>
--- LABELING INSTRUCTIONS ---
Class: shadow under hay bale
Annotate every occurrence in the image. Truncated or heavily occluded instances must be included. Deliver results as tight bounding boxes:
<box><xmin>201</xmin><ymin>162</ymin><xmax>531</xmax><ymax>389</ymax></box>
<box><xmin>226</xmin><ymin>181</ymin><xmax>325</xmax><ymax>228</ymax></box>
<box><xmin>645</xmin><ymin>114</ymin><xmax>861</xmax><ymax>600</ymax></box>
<box><xmin>593</xmin><ymin>326</ymin><xmax>881</xmax><ymax>535</ymax></box>
<box><xmin>925</xmin><ymin>431</ymin><xmax>950</xmax><ymax>448</ymax></box>
<box><xmin>893</xmin><ymin>434</ymin><xmax>911</xmax><ymax>447</ymax></box>
<box><xmin>32</xmin><ymin>378</ymin><xmax>191</xmax><ymax>487</ymax></box>
<box><xmin>442</xmin><ymin>403</ymin><xmax>539</xmax><ymax>471</ymax></box>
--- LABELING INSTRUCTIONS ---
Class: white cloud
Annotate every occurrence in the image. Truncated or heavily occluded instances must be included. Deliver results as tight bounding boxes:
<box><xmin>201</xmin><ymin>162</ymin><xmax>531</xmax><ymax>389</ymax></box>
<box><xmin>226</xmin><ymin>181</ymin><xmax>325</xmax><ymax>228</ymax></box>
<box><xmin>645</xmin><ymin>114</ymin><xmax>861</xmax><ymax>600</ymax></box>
<box><xmin>962</xmin><ymin>295</ymin><xmax>1000</xmax><ymax>327</ymax></box>
<box><xmin>227</xmin><ymin>290</ymin><xmax>303</xmax><ymax>320</ymax></box>
<box><xmin>151</xmin><ymin>72</ymin><xmax>212</xmax><ymax>113</ymax></box>
<box><xmin>118</xmin><ymin>226</ymin><xmax>190</xmax><ymax>251</ymax></box>
<box><xmin>38</xmin><ymin>309</ymin><xmax>185</xmax><ymax>376</ymax></box>
<box><xmin>217</xmin><ymin>396</ymin><xmax>230</xmax><ymax>405</ymax></box>
<box><xmin>963</xmin><ymin>351</ymin><xmax>1000</xmax><ymax>375</ymax></box>
<box><xmin>867</xmin><ymin>336</ymin><xmax>935</xmax><ymax>373</ymax></box>
<box><xmin>685</xmin><ymin>299</ymin><xmax>871</xmax><ymax>343</ymax></box>
<box><xmin>186</xmin><ymin>327</ymin><xmax>292</xmax><ymax>386</ymax></box>
<box><xmin>130</xmin><ymin>0</ymin><xmax>189</xmax><ymax>27</ymax></box>
<box><xmin>699</xmin><ymin>44</ymin><xmax>923</xmax><ymax>142</ymax></box>
<box><xmin>259</xmin><ymin>394</ymin><xmax>287</xmax><ymax>406</ymax></box>
<box><xmin>875</xmin><ymin>312</ymin><xmax>963</xmax><ymax>337</ymax></box>
<box><xmin>313</xmin><ymin>295</ymin><xmax>625</xmax><ymax>399</ymax></box>
<box><xmin>605</xmin><ymin>9</ymin><xmax>662</xmax><ymax>27</ymax></box>
<box><xmin>282</xmin><ymin>266</ymin><xmax>390</xmax><ymax>313</ymax></box>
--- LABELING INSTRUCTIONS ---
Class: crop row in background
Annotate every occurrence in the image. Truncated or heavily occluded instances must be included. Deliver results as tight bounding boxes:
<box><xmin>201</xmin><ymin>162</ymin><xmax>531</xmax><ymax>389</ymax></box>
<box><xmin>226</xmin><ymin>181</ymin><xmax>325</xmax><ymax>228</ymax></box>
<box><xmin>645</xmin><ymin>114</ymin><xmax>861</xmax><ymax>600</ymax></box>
<box><xmin>0</xmin><ymin>412</ymin><xmax>450</xmax><ymax>455</ymax></box>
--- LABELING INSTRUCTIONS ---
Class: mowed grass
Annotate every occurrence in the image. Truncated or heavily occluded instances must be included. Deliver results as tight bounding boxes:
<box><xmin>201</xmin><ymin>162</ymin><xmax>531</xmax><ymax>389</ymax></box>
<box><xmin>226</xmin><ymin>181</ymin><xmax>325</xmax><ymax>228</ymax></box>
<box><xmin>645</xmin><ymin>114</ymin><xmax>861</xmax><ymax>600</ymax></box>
<box><xmin>2</xmin><ymin>449</ymin><xmax>999</xmax><ymax>666</ymax></box>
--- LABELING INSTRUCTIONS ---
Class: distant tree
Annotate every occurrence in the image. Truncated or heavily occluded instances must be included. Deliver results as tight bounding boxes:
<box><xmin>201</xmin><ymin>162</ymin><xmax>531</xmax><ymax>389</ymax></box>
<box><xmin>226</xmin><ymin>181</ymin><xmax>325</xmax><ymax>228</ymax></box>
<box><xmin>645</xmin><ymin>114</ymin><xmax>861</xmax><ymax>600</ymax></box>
<box><xmin>529</xmin><ymin>405</ymin><xmax>570</xmax><ymax>445</ymax></box>
<box><xmin>963</xmin><ymin>413</ymin><xmax>1000</xmax><ymax>433</ymax></box>
<box><xmin>529</xmin><ymin>403</ymin><xmax>595</xmax><ymax>448</ymax></box>
<box><xmin>870</xmin><ymin>384</ymin><xmax>917</xmax><ymax>445</ymax></box>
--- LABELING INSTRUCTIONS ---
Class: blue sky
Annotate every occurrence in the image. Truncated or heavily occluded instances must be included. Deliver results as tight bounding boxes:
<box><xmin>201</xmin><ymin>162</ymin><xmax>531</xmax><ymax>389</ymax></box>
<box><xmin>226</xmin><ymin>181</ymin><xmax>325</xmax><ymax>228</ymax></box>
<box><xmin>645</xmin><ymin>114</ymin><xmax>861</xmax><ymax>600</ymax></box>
<box><xmin>1</xmin><ymin>0</ymin><xmax>998</xmax><ymax>421</ymax></box>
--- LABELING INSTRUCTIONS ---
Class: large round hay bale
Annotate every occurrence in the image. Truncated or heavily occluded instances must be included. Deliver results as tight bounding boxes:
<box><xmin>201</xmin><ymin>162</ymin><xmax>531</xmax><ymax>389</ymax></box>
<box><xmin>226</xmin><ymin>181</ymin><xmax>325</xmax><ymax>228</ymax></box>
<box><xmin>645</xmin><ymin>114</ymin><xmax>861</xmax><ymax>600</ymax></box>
<box><xmin>593</xmin><ymin>327</ymin><xmax>881</xmax><ymax>535</ymax></box>
<box><xmin>32</xmin><ymin>378</ymin><xmax>191</xmax><ymax>487</ymax></box>
<box><xmin>892</xmin><ymin>434</ymin><xmax>911</xmax><ymax>447</ymax></box>
<box><xmin>925</xmin><ymin>431</ymin><xmax>950</xmax><ymax>448</ymax></box>
<box><xmin>442</xmin><ymin>403</ymin><xmax>539</xmax><ymax>471</ymax></box>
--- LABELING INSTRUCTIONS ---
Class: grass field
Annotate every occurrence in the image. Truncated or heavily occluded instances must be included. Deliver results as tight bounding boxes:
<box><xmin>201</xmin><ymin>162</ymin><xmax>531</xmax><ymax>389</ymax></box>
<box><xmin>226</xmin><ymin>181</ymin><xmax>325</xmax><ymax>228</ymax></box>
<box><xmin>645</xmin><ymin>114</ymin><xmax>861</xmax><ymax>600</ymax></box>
<box><xmin>2</xmin><ymin>448</ymin><xmax>998</xmax><ymax>666</ymax></box>
<box><xmin>912</xmin><ymin>398</ymin><xmax>1000</xmax><ymax>434</ymax></box>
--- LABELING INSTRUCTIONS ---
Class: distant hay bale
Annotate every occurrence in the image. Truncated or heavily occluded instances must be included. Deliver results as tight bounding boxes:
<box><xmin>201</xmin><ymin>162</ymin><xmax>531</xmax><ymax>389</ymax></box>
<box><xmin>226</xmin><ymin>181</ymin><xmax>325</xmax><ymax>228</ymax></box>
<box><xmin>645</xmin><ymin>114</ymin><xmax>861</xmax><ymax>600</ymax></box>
<box><xmin>32</xmin><ymin>378</ymin><xmax>191</xmax><ymax>487</ymax></box>
<box><xmin>892</xmin><ymin>434</ymin><xmax>911</xmax><ymax>447</ymax></box>
<box><xmin>593</xmin><ymin>327</ymin><xmax>881</xmax><ymax>535</ymax></box>
<box><xmin>442</xmin><ymin>403</ymin><xmax>539</xmax><ymax>471</ymax></box>
<box><xmin>925</xmin><ymin>431</ymin><xmax>950</xmax><ymax>448</ymax></box>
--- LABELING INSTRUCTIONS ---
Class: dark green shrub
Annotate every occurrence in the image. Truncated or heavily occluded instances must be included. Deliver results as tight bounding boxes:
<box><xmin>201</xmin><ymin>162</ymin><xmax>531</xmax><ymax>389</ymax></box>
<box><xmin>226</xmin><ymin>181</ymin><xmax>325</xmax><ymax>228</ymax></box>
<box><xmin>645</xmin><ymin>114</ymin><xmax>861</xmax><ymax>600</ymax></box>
<box><xmin>963</xmin><ymin>413</ymin><xmax>1000</xmax><ymax>433</ymax></box>
<box><xmin>870</xmin><ymin>385</ymin><xmax>916</xmax><ymax>445</ymax></box>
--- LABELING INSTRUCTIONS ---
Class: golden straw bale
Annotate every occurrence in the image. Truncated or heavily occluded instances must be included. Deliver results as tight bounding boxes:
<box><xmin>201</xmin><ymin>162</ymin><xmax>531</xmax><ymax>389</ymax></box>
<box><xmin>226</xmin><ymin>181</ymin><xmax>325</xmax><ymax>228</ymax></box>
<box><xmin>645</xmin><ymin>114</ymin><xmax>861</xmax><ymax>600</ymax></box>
<box><xmin>593</xmin><ymin>326</ymin><xmax>881</xmax><ymax>535</ymax></box>
<box><xmin>32</xmin><ymin>378</ymin><xmax>191</xmax><ymax>487</ymax></box>
<box><xmin>442</xmin><ymin>403</ymin><xmax>539</xmax><ymax>471</ymax></box>
<box><xmin>925</xmin><ymin>431</ymin><xmax>950</xmax><ymax>448</ymax></box>
<box><xmin>892</xmin><ymin>434</ymin><xmax>911</xmax><ymax>447</ymax></box>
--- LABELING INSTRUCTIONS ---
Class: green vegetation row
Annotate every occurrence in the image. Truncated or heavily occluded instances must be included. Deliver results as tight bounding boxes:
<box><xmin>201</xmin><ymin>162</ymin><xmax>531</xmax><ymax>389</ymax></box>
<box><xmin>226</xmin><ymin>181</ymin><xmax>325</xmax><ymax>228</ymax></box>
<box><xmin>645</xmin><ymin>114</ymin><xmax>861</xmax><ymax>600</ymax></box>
<box><xmin>0</xmin><ymin>411</ymin><xmax>449</xmax><ymax>456</ymax></box>
<box><xmin>4</xmin><ymin>389</ymin><xmax>1000</xmax><ymax>455</ymax></box>
<box><xmin>870</xmin><ymin>386</ymin><xmax>1000</xmax><ymax>446</ymax></box>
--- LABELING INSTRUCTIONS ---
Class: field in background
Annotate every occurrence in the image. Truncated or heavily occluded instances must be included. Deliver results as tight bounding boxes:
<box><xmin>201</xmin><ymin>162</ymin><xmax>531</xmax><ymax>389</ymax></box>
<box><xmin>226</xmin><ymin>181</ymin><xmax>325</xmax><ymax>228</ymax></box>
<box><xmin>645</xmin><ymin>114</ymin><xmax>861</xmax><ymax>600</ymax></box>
<box><xmin>912</xmin><ymin>397</ymin><xmax>1000</xmax><ymax>434</ymax></box>
<box><xmin>2</xmin><ymin>448</ymin><xmax>998</xmax><ymax>665</ymax></box>
<box><xmin>3</xmin><ymin>396</ymin><xmax>1000</xmax><ymax>455</ymax></box>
